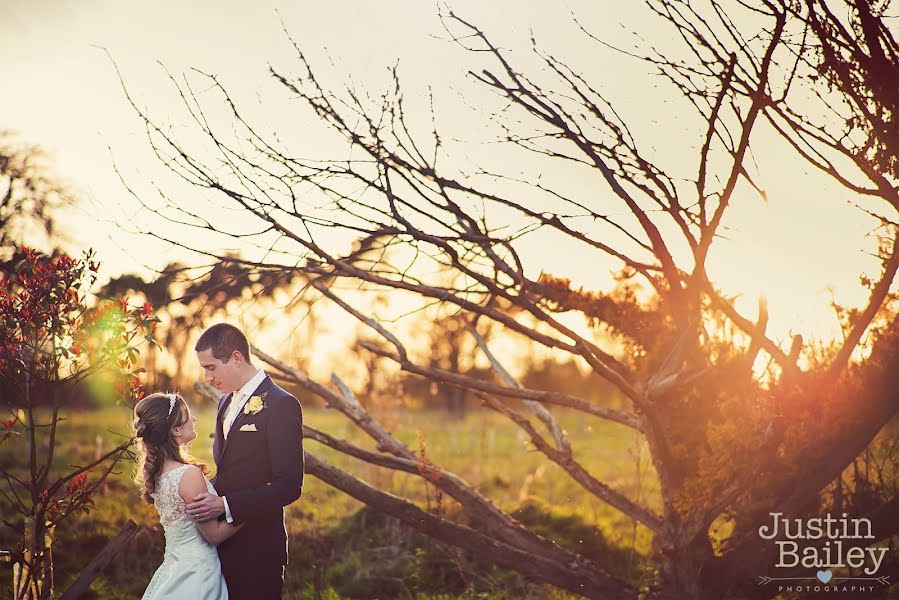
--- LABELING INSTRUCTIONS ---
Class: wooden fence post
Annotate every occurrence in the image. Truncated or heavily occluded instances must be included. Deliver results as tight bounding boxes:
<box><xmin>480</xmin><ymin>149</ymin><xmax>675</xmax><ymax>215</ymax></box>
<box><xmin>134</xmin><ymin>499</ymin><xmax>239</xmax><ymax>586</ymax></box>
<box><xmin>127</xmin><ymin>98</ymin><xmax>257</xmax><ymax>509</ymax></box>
<box><xmin>58</xmin><ymin>520</ymin><xmax>141</xmax><ymax>600</ymax></box>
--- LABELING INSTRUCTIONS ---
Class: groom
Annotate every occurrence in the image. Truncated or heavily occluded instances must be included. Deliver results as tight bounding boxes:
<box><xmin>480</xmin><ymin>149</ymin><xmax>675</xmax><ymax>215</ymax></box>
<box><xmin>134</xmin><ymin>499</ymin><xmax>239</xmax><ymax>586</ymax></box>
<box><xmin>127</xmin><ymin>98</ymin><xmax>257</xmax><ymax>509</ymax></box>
<box><xmin>186</xmin><ymin>323</ymin><xmax>304</xmax><ymax>599</ymax></box>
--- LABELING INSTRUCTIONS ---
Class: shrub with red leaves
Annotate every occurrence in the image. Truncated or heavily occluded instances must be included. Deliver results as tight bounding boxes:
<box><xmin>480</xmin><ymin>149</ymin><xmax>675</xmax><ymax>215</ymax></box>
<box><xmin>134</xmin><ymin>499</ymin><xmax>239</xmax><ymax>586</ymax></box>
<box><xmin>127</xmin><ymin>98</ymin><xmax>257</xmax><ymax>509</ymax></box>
<box><xmin>0</xmin><ymin>246</ymin><xmax>158</xmax><ymax>596</ymax></box>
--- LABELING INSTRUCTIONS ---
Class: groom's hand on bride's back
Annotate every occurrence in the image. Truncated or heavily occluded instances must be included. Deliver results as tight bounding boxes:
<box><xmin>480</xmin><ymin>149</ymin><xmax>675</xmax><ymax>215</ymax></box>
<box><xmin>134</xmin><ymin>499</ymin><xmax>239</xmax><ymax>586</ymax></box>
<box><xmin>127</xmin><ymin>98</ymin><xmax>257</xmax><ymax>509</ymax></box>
<box><xmin>187</xmin><ymin>492</ymin><xmax>225</xmax><ymax>523</ymax></box>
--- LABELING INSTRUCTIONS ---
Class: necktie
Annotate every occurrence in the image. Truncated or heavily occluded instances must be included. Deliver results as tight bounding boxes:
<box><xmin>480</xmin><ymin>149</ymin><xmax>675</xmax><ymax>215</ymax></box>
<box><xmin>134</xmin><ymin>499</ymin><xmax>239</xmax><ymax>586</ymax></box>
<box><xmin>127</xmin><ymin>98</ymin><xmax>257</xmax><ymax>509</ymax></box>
<box><xmin>222</xmin><ymin>392</ymin><xmax>244</xmax><ymax>440</ymax></box>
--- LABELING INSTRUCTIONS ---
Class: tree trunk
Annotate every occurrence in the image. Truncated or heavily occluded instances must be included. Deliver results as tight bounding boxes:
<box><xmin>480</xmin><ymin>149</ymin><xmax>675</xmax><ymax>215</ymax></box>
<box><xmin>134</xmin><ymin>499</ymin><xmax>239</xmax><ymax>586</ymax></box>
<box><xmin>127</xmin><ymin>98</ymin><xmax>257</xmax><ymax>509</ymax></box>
<box><xmin>305</xmin><ymin>451</ymin><xmax>636</xmax><ymax>599</ymax></box>
<box><xmin>646</xmin><ymin>532</ymin><xmax>716</xmax><ymax>600</ymax></box>
<box><xmin>15</xmin><ymin>517</ymin><xmax>53</xmax><ymax>600</ymax></box>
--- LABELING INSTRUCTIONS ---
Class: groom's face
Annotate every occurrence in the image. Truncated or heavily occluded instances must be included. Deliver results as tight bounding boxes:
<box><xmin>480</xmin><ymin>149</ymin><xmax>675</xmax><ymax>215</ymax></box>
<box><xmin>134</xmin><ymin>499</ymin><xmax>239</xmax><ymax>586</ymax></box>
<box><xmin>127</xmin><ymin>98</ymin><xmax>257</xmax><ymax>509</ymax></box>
<box><xmin>196</xmin><ymin>348</ymin><xmax>243</xmax><ymax>393</ymax></box>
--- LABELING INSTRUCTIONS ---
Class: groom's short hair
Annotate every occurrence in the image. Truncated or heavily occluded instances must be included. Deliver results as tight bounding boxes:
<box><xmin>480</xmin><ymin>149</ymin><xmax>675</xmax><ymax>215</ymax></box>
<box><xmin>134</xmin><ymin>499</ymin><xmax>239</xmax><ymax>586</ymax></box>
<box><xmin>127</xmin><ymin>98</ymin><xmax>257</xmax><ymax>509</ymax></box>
<box><xmin>195</xmin><ymin>323</ymin><xmax>252</xmax><ymax>364</ymax></box>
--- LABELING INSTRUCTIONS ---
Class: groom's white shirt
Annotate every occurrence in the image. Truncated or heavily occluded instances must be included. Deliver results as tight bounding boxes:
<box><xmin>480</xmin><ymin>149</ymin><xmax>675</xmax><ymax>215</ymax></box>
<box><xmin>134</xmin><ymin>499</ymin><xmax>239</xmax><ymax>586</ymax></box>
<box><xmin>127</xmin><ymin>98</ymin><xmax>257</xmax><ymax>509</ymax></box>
<box><xmin>221</xmin><ymin>367</ymin><xmax>267</xmax><ymax>523</ymax></box>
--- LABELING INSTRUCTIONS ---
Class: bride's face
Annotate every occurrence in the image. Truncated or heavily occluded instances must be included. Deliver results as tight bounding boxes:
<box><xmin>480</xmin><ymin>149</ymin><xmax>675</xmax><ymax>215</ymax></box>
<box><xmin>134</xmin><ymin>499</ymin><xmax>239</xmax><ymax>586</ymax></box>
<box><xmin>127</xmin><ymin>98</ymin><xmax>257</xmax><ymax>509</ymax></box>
<box><xmin>173</xmin><ymin>406</ymin><xmax>198</xmax><ymax>445</ymax></box>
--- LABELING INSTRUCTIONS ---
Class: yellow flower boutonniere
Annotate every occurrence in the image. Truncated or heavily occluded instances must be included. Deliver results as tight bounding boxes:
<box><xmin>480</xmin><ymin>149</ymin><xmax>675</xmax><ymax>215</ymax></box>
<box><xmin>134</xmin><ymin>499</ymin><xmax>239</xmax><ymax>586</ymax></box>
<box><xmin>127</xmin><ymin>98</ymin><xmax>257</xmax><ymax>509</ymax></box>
<box><xmin>244</xmin><ymin>391</ymin><xmax>268</xmax><ymax>415</ymax></box>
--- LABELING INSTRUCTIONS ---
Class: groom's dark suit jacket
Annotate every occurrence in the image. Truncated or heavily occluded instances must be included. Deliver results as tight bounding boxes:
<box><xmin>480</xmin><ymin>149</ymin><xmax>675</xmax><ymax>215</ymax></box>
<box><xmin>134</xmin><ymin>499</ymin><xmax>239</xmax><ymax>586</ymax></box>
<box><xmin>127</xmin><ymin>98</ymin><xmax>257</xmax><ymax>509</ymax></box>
<box><xmin>212</xmin><ymin>375</ymin><xmax>304</xmax><ymax>582</ymax></box>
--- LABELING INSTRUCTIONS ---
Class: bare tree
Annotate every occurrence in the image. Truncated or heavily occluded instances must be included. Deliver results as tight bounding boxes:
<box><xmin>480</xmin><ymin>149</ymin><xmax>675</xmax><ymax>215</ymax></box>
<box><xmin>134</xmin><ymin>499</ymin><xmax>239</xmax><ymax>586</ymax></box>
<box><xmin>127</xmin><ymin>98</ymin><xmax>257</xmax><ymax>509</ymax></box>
<box><xmin>625</xmin><ymin>1</ymin><xmax>899</xmax><ymax>594</ymax></box>
<box><xmin>117</xmin><ymin>3</ymin><xmax>898</xmax><ymax>597</ymax></box>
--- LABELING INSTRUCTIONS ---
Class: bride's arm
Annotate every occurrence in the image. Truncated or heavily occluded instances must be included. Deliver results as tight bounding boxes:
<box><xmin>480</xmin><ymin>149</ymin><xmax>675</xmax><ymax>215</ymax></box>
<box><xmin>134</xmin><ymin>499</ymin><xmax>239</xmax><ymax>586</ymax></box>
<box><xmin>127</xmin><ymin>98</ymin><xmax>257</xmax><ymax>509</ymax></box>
<box><xmin>179</xmin><ymin>466</ymin><xmax>242</xmax><ymax>546</ymax></box>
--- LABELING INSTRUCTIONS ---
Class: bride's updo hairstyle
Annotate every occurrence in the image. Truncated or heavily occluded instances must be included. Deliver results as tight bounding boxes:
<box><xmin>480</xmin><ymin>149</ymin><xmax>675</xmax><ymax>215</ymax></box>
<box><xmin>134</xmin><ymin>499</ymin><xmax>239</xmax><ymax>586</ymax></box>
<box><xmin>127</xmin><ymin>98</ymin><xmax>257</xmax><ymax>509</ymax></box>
<box><xmin>133</xmin><ymin>392</ymin><xmax>207</xmax><ymax>504</ymax></box>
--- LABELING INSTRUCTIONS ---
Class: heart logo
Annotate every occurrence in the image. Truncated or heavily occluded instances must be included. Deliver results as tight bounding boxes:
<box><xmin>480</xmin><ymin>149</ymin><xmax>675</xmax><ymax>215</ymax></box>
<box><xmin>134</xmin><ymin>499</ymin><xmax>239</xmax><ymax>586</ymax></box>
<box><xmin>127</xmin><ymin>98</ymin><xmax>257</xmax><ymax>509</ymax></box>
<box><xmin>816</xmin><ymin>570</ymin><xmax>833</xmax><ymax>584</ymax></box>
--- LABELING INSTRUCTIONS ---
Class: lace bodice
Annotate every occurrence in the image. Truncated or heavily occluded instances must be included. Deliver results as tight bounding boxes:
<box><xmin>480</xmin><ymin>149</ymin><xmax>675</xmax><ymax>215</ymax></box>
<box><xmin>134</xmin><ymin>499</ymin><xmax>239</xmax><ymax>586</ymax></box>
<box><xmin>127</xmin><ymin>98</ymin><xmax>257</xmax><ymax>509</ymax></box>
<box><xmin>149</xmin><ymin>464</ymin><xmax>218</xmax><ymax>559</ymax></box>
<box><xmin>151</xmin><ymin>464</ymin><xmax>215</xmax><ymax>527</ymax></box>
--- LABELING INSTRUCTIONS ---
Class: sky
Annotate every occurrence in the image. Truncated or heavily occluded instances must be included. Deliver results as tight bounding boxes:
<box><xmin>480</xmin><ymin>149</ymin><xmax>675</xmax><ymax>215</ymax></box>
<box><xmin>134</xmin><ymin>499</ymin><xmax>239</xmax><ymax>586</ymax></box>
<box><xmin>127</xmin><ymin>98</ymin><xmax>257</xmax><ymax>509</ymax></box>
<box><xmin>0</xmin><ymin>0</ymin><xmax>887</xmax><ymax>355</ymax></box>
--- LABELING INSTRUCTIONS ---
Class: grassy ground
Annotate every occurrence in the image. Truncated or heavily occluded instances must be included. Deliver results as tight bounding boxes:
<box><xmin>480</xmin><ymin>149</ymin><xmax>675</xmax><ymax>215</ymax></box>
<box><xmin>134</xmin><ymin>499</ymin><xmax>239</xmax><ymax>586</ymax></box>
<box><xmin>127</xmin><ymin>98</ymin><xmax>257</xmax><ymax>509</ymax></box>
<box><xmin>0</xmin><ymin>403</ymin><xmax>658</xmax><ymax>598</ymax></box>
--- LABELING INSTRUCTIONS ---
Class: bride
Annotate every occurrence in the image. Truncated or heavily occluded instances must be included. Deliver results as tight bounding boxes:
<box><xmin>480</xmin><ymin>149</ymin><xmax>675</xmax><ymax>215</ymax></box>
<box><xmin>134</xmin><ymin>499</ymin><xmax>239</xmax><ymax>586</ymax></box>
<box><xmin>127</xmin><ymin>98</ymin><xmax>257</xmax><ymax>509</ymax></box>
<box><xmin>133</xmin><ymin>392</ymin><xmax>242</xmax><ymax>599</ymax></box>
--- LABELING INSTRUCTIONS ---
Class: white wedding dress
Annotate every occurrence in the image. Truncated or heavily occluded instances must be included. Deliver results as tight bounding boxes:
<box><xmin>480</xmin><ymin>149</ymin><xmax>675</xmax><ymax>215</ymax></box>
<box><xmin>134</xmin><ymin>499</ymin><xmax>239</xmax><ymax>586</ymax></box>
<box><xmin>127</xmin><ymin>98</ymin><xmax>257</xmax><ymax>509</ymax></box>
<box><xmin>142</xmin><ymin>463</ymin><xmax>228</xmax><ymax>600</ymax></box>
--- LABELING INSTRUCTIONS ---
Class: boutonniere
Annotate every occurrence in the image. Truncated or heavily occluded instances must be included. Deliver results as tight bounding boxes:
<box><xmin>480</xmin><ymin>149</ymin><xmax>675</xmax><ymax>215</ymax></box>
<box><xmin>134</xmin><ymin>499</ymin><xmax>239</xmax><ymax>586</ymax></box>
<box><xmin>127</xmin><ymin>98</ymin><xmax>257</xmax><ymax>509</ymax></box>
<box><xmin>244</xmin><ymin>391</ymin><xmax>268</xmax><ymax>415</ymax></box>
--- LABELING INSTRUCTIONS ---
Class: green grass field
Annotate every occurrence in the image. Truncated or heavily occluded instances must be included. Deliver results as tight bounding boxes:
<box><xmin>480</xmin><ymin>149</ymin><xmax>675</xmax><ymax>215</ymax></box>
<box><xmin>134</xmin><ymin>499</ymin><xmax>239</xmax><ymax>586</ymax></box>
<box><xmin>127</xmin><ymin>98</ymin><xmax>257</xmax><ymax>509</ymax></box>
<box><xmin>0</xmin><ymin>403</ymin><xmax>659</xmax><ymax>599</ymax></box>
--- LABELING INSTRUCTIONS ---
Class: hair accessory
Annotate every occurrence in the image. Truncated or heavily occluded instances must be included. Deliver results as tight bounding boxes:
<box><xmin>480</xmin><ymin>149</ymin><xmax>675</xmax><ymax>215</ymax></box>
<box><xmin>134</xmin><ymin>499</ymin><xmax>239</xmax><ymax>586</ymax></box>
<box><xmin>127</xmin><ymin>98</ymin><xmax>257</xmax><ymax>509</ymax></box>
<box><xmin>165</xmin><ymin>393</ymin><xmax>178</xmax><ymax>416</ymax></box>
